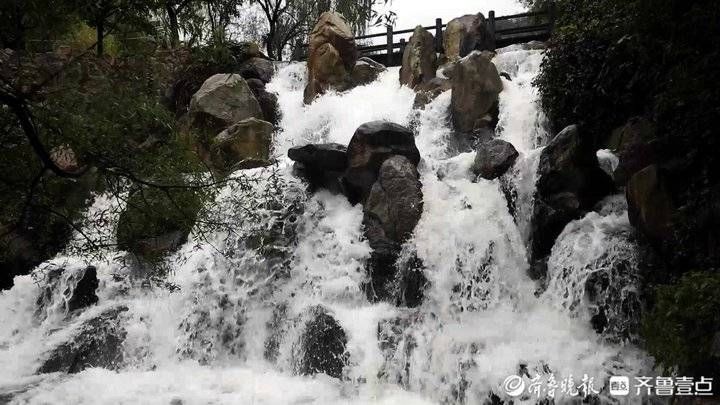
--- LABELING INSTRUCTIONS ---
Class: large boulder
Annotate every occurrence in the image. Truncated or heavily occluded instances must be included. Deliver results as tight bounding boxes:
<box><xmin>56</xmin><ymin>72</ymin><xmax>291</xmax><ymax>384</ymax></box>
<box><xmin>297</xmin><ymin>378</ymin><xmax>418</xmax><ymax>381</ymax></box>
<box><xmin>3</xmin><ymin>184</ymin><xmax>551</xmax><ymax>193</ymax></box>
<box><xmin>304</xmin><ymin>12</ymin><xmax>358</xmax><ymax>104</ymax></box>
<box><xmin>606</xmin><ymin>117</ymin><xmax>658</xmax><ymax>185</ymax></box>
<box><xmin>343</xmin><ymin>121</ymin><xmax>421</xmax><ymax>203</ymax></box>
<box><xmin>530</xmin><ymin>125</ymin><xmax>615</xmax><ymax>277</ymax></box>
<box><xmin>626</xmin><ymin>165</ymin><xmax>674</xmax><ymax>244</ymax></box>
<box><xmin>471</xmin><ymin>138</ymin><xmax>519</xmax><ymax>180</ymax></box>
<box><xmin>239</xmin><ymin>57</ymin><xmax>275</xmax><ymax>83</ymax></box>
<box><xmin>35</xmin><ymin>266</ymin><xmax>99</xmax><ymax>317</ymax></box>
<box><xmin>450</xmin><ymin>51</ymin><xmax>503</xmax><ymax>133</ymax></box>
<box><xmin>413</xmin><ymin>77</ymin><xmax>452</xmax><ymax>109</ymax></box>
<box><xmin>364</xmin><ymin>156</ymin><xmax>424</xmax><ymax>303</ymax></box>
<box><xmin>399</xmin><ymin>26</ymin><xmax>437</xmax><ymax>89</ymax></box>
<box><xmin>246</xmin><ymin>78</ymin><xmax>280</xmax><ymax>125</ymax></box>
<box><xmin>37</xmin><ymin>306</ymin><xmax>128</xmax><ymax>374</ymax></box>
<box><xmin>443</xmin><ymin>14</ymin><xmax>493</xmax><ymax>62</ymax></box>
<box><xmin>288</xmin><ymin>143</ymin><xmax>348</xmax><ymax>193</ymax></box>
<box><xmin>210</xmin><ymin>117</ymin><xmax>273</xmax><ymax>173</ymax></box>
<box><xmin>296</xmin><ymin>306</ymin><xmax>347</xmax><ymax>379</ymax></box>
<box><xmin>189</xmin><ymin>74</ymin><xmax>263</xmax><ymax>140</ymax></box>
<box><xmin>351</xmin><ymin>57</ymin><xmax>386</xmax><ymax>87</ymax></box>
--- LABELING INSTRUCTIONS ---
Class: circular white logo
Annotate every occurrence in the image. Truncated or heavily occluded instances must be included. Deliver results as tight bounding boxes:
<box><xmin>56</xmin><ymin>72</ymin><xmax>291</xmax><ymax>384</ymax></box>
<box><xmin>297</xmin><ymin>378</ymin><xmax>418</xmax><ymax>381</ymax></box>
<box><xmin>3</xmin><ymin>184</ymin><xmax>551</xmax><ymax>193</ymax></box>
<box><xmin>502</xmin><ymin>375</ymin><xmax>526</xmax><ymax>397</ymax></box>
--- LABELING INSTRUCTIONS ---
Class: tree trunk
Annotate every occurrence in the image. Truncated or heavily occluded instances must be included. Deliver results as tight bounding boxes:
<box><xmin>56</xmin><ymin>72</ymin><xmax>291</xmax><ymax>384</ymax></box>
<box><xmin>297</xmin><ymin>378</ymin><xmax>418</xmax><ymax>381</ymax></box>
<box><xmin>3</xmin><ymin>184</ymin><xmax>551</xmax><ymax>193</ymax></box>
<box><xmin>96</xmin><ymin>18</ymin><xmax>105</xmax><ymax>56</ymax></box>
<box><xmin>166</xmin><ymin>4</ymin><xmax>180</xmax><ymax>48</ymax></box>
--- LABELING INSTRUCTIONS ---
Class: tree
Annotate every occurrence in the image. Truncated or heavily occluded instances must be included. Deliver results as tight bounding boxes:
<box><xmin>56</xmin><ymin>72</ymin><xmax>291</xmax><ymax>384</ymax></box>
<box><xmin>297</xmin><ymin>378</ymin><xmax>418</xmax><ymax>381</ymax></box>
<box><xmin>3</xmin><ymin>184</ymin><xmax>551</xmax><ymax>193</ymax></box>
<box><xmin>76</xmin><ymin>0</ymin><xmax>152</xmax><ymax>56</ymax></box>
<box><xmin>251</xmin><ymin>0</ymin><xmax>392</xmax><ymax>60</ymax></box>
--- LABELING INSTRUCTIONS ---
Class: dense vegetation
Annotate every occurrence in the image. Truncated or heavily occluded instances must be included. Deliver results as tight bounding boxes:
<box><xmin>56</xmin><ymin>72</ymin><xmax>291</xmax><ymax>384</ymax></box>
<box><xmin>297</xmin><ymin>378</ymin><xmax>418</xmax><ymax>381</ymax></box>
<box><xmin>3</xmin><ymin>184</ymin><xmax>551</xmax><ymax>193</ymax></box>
<box><xmin>531</xmin><ymin>0</ymin><xmax>720</xmax><ymax>377</ymax></box>
<box><xmin>0</xmin><ymin>0</ymin><xmax>390</xmax><ymax>288</ymax></box>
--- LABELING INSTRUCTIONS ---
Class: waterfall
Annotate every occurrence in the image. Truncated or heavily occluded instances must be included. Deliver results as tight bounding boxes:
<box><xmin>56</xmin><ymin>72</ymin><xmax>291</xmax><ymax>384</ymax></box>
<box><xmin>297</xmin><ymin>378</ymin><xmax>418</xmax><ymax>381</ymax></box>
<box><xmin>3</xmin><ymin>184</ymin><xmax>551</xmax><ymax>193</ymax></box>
<box><xmin>0</xmin><ymin>46</ymin><xmax>652</xmax><ymax>404</ymax></box>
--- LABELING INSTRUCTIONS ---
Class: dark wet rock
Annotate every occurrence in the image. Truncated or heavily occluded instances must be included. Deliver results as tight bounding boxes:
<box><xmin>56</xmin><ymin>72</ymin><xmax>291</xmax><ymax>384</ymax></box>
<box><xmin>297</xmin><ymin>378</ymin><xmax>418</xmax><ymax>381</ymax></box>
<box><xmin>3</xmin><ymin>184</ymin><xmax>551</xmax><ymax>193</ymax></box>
<box><xmin>288</xmin><ymin>143</ymin><xmax>347</xmax><ymax>172</ymax></box>
<box><xmin>344</xmin><ymin>121</ymin><xmax>420</xmax><ymax>203</ymax></box>
<box><xmin>626</xmin><ymin>165</ymin><xmax>674</xmax><ymax>244</ymax></box>
<box><xmin>239</xmin><ymin>57</ymin><xmax>275</xmax><ymax>83</ymax></box>
<box><xmin>471</xmin><ymin>139</ymin><xmax>519</xmax><ymax>180</ymax></box>
<box><xmin>67</xmin><ymin>266</ymin><xmax>99</xmax><ymax>313</ymax></box>
<box><xmin>443</xmin><ymin>14</ymin><xmax>494</xmax><ymax>62</ymax></box>
<box><xmin>363</xmin><ymin>157</ymin><xmax>425</xmax><ymax>306</ymax></box>
<box><xmin>37</xmin><ymin>306</ymin><xmax>128</xmax><ymax>374</ymax></box>
<box><xmin>289</xmin><ymin>143</ymin><xmax>348</xmax><ymax>193</ymax></box>
<box><xmin>450</xmin><ymin>51</ymin><xmax>503</xmax><ymax>133</ymax></box>
<box><xmin>399</xmin><ymin>26</ymin><xmax>437</xmax><ymax>89</ymax></box>
<box><xmin>246</xmin><ymin>78</ymin><xmax>280</xmax><ymax>125</ymax></box>
<box><xmin>530</xmin><ymin>125</ymin><xmax>615</xmax><ymax>278</ymax></box>
<box><xmin>351</xmin><ymin>57</ymin><xmax>386</xmax><ymax>86</ymax></box>
<box><xmin>413</xmin><ymin>77</ymin><xmax>451</xmax><ymax>109</ymax></box>
<box><xmin>606</xmin><ymin>117</ymin><xmax>658</xmax><ymax>185</ymax></box>
<box><xmin>297</xmin><ymin>306</ymin><xmax>347</xmax><ymax>379</ymax></box>
<box><xmin>35</xmin><ymin>266</ymin><xmax>99</xmax><ymax>317</ymax></box>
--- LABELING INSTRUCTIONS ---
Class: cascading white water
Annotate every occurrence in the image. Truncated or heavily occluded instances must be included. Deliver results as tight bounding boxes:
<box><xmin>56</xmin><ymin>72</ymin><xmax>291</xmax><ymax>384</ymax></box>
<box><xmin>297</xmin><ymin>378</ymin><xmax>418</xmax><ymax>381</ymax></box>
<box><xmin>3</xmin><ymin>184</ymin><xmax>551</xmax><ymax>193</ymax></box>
<box><xmin>0</xmin><ymin>46</ymin><xmax>653</xmax><ymax>404</ymax></box>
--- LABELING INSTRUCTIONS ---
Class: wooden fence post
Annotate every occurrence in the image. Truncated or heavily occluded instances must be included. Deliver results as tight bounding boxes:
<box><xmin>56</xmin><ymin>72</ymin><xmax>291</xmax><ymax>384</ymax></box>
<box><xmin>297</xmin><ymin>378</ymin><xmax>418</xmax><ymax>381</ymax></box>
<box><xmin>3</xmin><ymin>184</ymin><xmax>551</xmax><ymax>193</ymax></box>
<box><xmin>435</xmin><ymin>18</ymin><xmax>443</xmax><ymax>53</ymax></box>
<box><xmin>386</xmin><ymin>25</ymin><xmax>394</xmax><ymax>66</ymax></box>
<box><xmin>399</xmin><ymin>38</ymin><xmax>406</xmax><ymax>62</ymax></box>
<box><xmin>488</xmin><ymin>10</ymin><xmax>496</xmax><ymax>50</ymax></box>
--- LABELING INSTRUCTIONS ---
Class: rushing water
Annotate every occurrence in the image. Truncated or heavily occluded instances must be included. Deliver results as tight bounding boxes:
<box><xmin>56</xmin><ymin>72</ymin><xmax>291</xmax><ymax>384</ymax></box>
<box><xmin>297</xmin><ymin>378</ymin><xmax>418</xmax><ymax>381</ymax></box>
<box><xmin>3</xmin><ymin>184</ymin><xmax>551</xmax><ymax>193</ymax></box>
<box><xmin>0</xmin><ymin>47</ymin><xmax>652</xmax><ymax>404</ymax></box>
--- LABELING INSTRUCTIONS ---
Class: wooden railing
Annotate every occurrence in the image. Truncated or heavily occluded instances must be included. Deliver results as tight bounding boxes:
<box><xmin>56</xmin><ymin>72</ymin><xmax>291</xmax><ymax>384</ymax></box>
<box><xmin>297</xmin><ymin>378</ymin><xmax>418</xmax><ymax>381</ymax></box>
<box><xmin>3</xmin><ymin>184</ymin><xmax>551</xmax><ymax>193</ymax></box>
<box><xmin>299</xmin><ymin>3</ymin><xmax>556</xmax><ymax>66</ymax></box>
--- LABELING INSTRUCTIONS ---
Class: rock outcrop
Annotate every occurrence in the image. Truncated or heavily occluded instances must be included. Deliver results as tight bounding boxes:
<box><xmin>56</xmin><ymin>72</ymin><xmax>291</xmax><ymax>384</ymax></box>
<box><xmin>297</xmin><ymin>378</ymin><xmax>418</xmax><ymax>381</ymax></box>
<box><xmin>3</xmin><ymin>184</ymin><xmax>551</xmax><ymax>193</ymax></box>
<box><xmin>364</xmin><ymin>156</ymin><xmax>424</xmax><ymax>303</ymax></box>
<box><xmin>296</xmin><ymin>306</ymin><xmax>347</xmax><ymax>379</ymax></box>
<box><xmin>443</xmin><ymin>14</ymin><xmax>493</xmax><ymax>62</ymax></box>
<box><xmin>413</xmin><ymin>77</ymin><xmax>451</xmax><ymax>109</ymax></box>
<box><xmin>288</xmin><ymin>143</ymin><xmax>348</xmax><ymax>193</ymax></box>
<box><xmin>351</xmin><ymin>57</ymin><xmax>386</xmax><ymax>87</ymax></box>
<box><xmin>246</xmin><ymin>78</ymin><xmax>280</xmax><ymax>125</ymax></box>
<box><xmin>626</xmin><ymin>165</ymin><xmax>674</xmax><ymax>244</ymax></box>
<box><xmin>606</xmin><ymin>117</ymin><xmax>658</xmax><ymax>185</ymax></box>
<box><xmin>530</xmin><ymin>125</ymin><xmax>615</xmax><ymax>277</ymax></box>
<box><xmin>343</xmin><ymin>121</ymin><xmax>421</xmax><ymax>203</ymax></box>
<box><xmin>189</xmin><ymin>73</ymin><xmax>263</xmax><ymax>140</ymax></box>
<box><xmin>450</xmin><ymin>51</ymin><xmax>503</xmax><ymax>133</ymax></box>
<box><xmin>304</xmin><ymin>12</ymin><xmax>358</xmax><ymax>104</ymax></box>
<box><xmin>239</xmin><ymin>57</ymin><xmax>275</xmax><ymax>84</ymax></box>
<box><xmin>35</xmin><ymin>266</ymin><xmax>99</xmax><ymax>317</ymax></box>
<box><xmin>37</xmin><ymin>306</ymin><xmax>128</xmax><ymax>374</ymax></box>
<box><xmin>471</xmin><ymin>138</ymin><xmax>519</xmax><ymax>180</ymax></box>
<box><xmin>210</xmin><ymin>117</ymin><xmax>273</xmax><ymax>172</ymax></box>
<box><xmin>399</xmin><ymin>26</ymin><xmax>437</xmax><ymax>89</ymax></box>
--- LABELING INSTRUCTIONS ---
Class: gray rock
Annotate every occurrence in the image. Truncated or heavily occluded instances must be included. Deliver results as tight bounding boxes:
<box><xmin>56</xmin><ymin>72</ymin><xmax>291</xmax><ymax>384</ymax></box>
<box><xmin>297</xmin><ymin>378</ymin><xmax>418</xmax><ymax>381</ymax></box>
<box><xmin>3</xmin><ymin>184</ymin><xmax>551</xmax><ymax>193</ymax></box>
<box><xmin>443</xmin><ymin>14</ymin><xmax>494</xmax><ymax>62</ymax></box>
<box><xmin>351</xmin><ymin>57</ymin><xmax>386</xmax><ymax>86</ymax></box>
<box><xmin>344</xmin><ymin>121</ymin><xmax>420</xmax><ymax>203</ymax></box>
<box><xmin>189</xmin><ymin>74</ymin><xmax>263</xmax><ymax>138</ymax></box>
<box><xmin>296</xmin><ymin>306</ymin><xmax>347</xmax><ymax>379</ymax></box>
<box><xmin>239</xmin><ymin>57</ymin><xmax>275</xmax><ymax>83</ymax></box>
<box><xmin>399</xmin><ymin>26</ymin><xmax>437</xmax><ymax>89</ymax></box>
<box><xmin>450</xmin><ymin>51</ymin><xmax>503</xmax><ymax>133</ymax></box>
<box><xmin>530</xmin><ymin>125</ymin><xmax>614</xmax><ymax>277</ymax></box>
<box><xmin>304</xmin><ymin>12</ymin><xmax>358</xmax><ymax>104</ymax></box>
<box><xmin>289</xmin><ymin>143</ymin><xmax>348</xmax><ymax>193</ymax></box>
<box><xmin>363</xmin><ymin>156</ymin><xmax>425</xmax><ymax>305</ymax></box>
<box><xmin>626</xmin><ymin>165</ymin><xmax>674</xmax><ymax>244</ymax></box>
<box><xmin>413</xmin><ymin>77</ymin><xmax>451</xmax><ymax>109</ymax></box>
<box><xmin>37</xmin><ymin>306</ymin><xmax>128</xmax><ymax>374</ymax></box>
<box><xmin>606</xmin><ymin>117</ymin><xmax>658</xmax><ymax>185</ymax></box>
<box><xmin>210</xmin><ymin>117</ymin><xmax>273</xmax><ymax>173</ymax></box>
<box><xmin>471</xmin><ymin>139</ymin><xmax>519</xmax><ymax>180</ymax></box>
<box><xmin>246</xmin><ymin>78</ymin><xmax>280</xmax><ymax>125</ymax></box>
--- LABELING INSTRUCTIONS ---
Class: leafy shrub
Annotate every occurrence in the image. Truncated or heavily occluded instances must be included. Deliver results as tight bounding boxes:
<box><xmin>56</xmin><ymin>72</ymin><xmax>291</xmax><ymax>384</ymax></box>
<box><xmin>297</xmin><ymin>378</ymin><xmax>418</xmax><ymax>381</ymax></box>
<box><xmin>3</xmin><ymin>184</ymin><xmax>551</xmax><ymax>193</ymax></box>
<box><xmin>642</xmin><ymin>271</ymin><xmax>720</xmax><ymax>377</ymax></box>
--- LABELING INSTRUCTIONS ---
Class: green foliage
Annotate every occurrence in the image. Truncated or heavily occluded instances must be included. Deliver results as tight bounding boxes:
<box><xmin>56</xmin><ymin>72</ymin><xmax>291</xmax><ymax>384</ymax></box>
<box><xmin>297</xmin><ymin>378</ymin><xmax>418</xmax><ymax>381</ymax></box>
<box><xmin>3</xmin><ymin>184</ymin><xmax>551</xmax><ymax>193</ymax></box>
<box><xmin>535</xmin><ymin>0</ymin><xmax>720</xmax><ymax>269</ymax></box>
<box><xmin>642</xmin><ymin>271</ymin><xmax>720</xmax><ymax>377</ymax></box>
